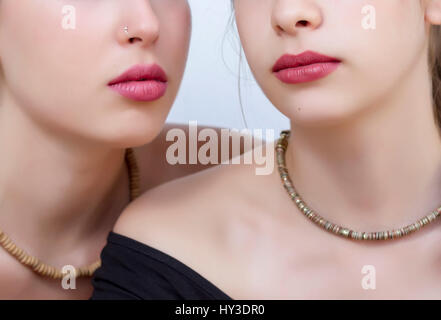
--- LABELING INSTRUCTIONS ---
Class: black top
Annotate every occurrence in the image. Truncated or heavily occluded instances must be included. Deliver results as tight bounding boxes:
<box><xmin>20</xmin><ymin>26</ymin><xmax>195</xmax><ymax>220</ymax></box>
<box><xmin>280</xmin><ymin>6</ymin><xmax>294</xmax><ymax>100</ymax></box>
<box><xmin>90</xmin><ymin>231</ymin><xmax>233</xmax><ymax>300</ymax></box>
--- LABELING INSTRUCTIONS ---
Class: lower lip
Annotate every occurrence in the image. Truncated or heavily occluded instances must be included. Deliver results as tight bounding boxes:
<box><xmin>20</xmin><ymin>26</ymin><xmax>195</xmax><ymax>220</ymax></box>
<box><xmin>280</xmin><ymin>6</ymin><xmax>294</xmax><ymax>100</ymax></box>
<box><xmin>274</xmin><ymin>62</ymin><xmax>340</xmax><ymax>84</ymax></box>
<box><xmin>109</xmin><ymin>80</ymin><xmax>168</xmax><ymax>102</ymax></box>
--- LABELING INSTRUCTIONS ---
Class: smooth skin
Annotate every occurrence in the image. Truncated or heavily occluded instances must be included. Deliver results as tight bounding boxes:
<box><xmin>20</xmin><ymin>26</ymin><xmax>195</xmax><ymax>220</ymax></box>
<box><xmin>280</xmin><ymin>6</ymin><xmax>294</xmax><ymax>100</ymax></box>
<box><xmin>115</xmin><ymin>0</ymin><xmax>441</xmax><ymax>299</ymax></box>
<box><xmin>0</xmin><ymin>0</ymin><xmax>248</xmax><ymax>299</ymax></box>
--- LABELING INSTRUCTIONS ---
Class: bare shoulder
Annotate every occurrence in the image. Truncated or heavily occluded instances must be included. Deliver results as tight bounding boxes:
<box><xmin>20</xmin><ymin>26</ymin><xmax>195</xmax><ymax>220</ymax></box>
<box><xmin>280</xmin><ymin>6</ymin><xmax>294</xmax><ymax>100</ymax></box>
<box><xmin>113</xmin><ymin>143</ymin><xmax>314</xmax><ymax>298</ymax></box>
<box><xmin>113</xmin><ymin>143</ymin><xmax>278</xmax><ymax>260</ymax></box>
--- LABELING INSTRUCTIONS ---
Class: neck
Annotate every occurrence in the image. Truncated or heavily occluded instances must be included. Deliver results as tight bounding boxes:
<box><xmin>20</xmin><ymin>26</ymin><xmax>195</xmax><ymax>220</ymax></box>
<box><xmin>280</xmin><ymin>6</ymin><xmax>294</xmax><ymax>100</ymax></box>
<box><xmin>0</xmin><ymin>97</ymin><xmax>130</xmax><ymax>258</ymax></box>
<box><xmin>285</xmin><ymin>56</ymin><xmax>441</xmax><ymax>233</ymax></box>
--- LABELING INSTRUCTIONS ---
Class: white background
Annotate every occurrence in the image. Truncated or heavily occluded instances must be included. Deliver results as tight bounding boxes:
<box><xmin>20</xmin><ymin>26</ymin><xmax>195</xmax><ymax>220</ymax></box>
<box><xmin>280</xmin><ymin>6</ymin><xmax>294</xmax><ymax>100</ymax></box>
<box><xmin>167</xmin><ymin>0</ymin><xmax>289</xmax><ymax>133</ymax></box>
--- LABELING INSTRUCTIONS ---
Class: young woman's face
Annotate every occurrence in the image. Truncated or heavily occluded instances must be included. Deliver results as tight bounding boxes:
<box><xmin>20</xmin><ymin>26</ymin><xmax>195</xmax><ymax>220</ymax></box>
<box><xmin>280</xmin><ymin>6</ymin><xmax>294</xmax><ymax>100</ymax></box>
<box><xmin>0</xmin><ymin>0</ymin><xmax>191</xmax><ymax>147</ymax></box>
<box><xmin>234</xmin><ymin>0</ymin><xmax>437</xmax><ymax>128</ymax></box>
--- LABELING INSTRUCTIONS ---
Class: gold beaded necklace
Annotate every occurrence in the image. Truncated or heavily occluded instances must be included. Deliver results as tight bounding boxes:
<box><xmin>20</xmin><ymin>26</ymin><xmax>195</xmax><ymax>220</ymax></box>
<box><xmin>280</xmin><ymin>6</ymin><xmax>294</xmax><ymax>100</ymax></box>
<box><xmin>0</xmin><ymin>148</ymin><xmax>140</xmax><ymax>279</ymax></box>
<box><xmin>276</xmin><ymin>130</ymin><xmax>441</xmax><ymax>241</ymax></box>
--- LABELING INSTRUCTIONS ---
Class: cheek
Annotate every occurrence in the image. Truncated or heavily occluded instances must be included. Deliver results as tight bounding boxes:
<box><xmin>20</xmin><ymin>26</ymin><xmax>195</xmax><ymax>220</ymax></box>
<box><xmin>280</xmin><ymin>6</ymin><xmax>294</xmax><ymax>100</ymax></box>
<box><xmin>342</xmin><ymin>0</ymin><xmax>426</xmax><ymax>90</ymax></box>
<box><xmin>235</xmin><ymin>0</ymin><xmax>268</xmax><ymax>46</ymax></box>
<box><xmin>0</xmin><ymin>1</ymin><xmax>123</xmax><ymax>139</ymax></box>
<box><xmin>235</xmin><ymin>2</ymin><xmax>273</xmax><ymax>82</ymax></box>
<box><xmin>0</xmin><ymin>1</ymin><xmax>109</xmax><ymax>120</ymax></box>
<box><xmin>0</xmin><ymin>1</ymin><xmax>75</xmax><ymax>110</ymax></box>
<box><xmin>158</xmin><ymin>4</ymin><xmax>192</xmax><ymax>78</ymax></box>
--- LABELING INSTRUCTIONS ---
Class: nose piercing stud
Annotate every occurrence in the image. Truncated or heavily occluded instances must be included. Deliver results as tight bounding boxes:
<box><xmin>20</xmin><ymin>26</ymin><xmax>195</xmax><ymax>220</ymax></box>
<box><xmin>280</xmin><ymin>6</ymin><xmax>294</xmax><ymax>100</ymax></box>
<box><xmin>123</xmin><ymin>26</ymin><xmax>129</xmax><ymax>35</ymax></box>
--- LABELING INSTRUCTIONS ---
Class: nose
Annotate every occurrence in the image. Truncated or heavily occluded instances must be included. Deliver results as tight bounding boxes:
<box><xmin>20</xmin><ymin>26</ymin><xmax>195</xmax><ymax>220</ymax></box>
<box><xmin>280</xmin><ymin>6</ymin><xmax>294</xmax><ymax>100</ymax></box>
<box><xmin>271</xmin><ymin>0</ymin><xmax>322</xmax><ymax>36</ymax></box>
<box><xmin>117</xmin><ymin>0</ymin><xmax>160</xmax><ymax>47</ymax></box>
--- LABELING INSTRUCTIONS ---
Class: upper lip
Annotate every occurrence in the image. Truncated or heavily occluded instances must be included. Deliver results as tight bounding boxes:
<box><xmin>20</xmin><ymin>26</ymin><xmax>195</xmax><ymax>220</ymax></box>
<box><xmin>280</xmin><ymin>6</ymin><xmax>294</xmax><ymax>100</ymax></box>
<box><xmin>108</xmin><ymin>63</ymin><xmax>168</xmax><ymax>85</ymax></box>
<box><xmin>272</xmin><ymin>50</ymin><xmax>341</xmax><ymax>73</ymax></box>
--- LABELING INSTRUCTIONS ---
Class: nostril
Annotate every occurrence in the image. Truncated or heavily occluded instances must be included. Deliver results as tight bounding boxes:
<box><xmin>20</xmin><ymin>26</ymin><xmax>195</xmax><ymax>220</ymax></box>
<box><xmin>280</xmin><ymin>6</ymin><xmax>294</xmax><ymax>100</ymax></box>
<box><xmin>129</xmin><ymin>37</ymin><xmax>142</xmax><ymax>44</ymax></box>
<box><xmin>296</xmin><ymin>20</ymin><xmax>309</xmax><ymax>27</ymax></box>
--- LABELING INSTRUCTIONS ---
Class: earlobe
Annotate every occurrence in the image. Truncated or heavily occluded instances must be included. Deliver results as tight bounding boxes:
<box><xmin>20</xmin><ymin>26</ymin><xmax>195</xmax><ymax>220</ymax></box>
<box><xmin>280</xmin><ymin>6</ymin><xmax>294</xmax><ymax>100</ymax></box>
<box><xmin>426</xmin><ymin>0</ymin><xmax>441</xmax><ymax>25</ymax></box>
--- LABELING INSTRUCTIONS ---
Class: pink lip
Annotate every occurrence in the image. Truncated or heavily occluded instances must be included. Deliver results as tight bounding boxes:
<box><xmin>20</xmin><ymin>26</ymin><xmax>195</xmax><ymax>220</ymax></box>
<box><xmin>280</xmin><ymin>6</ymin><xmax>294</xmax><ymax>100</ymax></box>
<box><xmin>273</xmin><ymin>50</ymin><xmax>341</xmax><ymax>84</ymax></box>
<box><xmin>108</xmin><ymin>64</ymin><xmax>168</xmax><ymax>102</ymax></box>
